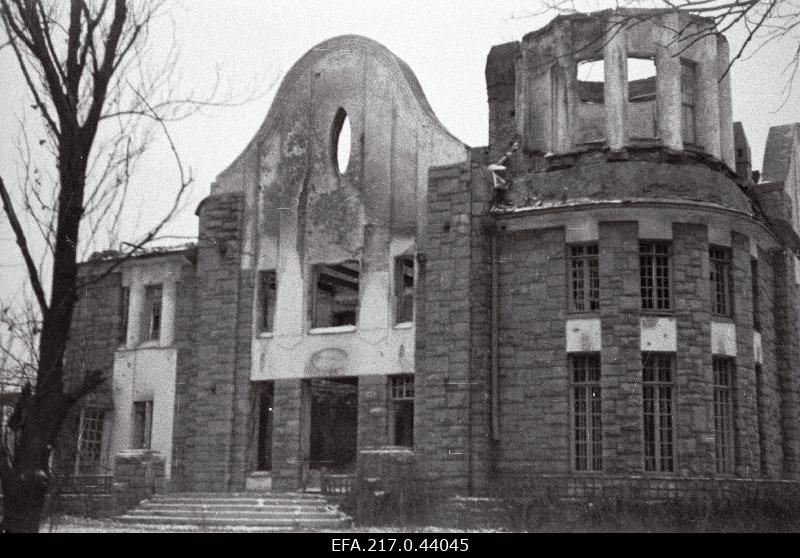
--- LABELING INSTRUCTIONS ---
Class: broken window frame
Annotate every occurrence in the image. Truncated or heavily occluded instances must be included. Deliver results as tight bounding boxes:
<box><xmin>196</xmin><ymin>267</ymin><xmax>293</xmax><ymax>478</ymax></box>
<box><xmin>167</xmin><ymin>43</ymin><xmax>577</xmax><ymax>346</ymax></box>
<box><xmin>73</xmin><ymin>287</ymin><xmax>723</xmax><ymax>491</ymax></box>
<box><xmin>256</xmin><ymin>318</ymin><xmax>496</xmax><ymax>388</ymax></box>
<box><xmin>394</xmin><ymin>255</ymin><xmax>415</xmax><ymax>325</ymax></box>
<box><xmin>142</xmin><ymin>284</ymin><xmax>162</xmax><ymax>342</ymax></box>
<box><xmin>640</xmin><ymin>241</ymin><xmax>672</xmax><ymax>313</ymax></box>
<box><xmin>642</xmin><ymin>352</ymin><xmax>675</xmax><ymax>473</ymax></box>
<box><xmin>709</xmin><ymin>246</ymin><xmax>734</xmax><ymax>318</ymax></box>
<box><xmin>388</xmin><ymin>375</ymin><xmax>414</xmax><ymax>447</ymax></box>
<box><xmin>309</xmin><ymin>260</ymin><xmax>361</xmax><ymax>330</ymax></box>
<box><xmin>132</xmin><ymin>400</ymin><xmax>153</xmax><ymax>450</ymax></box>
<box><xmin>258</xmin><ymin>270</ymin><xmax>277</xmax><ymax>334</ymax></box>
<box><xmin>75</xmin><ymin>407</ymin><xmax>107</xmax><ymax>475</ymax></box>
<box><xmin>713</xmin><ymin>356</ymin><xmax>736</xmax><ymax>475</ymax></box>
<box><xmin>571</xmin><ymin>353</ymin><xmax>602</xmax><ymax>472</ymax></box>
<box><xmin>567</xmin><ymin>243</ymin><xmax>600</xmax><ymax>313</ymax></box>
<box><xmin>118</xmin><ymin>286</ymin><xmax>130</xmax><ymax>346</ymax></box>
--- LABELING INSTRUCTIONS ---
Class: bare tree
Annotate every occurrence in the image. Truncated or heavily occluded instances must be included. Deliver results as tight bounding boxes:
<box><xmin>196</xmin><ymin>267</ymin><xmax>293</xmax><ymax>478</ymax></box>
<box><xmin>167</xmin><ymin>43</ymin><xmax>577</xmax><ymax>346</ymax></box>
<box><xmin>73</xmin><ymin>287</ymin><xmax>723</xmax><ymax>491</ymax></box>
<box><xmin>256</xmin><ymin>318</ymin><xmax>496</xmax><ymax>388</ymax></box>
<box><xmin>0</xmin><ymin>0</ymin><xmax>264</xmax><ymax>532</ymax></box>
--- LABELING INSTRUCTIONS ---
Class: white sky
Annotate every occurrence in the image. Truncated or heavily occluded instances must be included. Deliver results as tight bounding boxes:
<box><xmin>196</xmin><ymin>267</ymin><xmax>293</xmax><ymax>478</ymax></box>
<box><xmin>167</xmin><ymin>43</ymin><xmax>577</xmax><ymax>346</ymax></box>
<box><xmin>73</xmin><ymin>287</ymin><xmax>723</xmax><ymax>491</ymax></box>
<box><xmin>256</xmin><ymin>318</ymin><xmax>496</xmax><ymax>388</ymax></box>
<box><xmin>1</xmin><ymin>0</ymin><xmax>799</xmax><ymax>303</ymax></box>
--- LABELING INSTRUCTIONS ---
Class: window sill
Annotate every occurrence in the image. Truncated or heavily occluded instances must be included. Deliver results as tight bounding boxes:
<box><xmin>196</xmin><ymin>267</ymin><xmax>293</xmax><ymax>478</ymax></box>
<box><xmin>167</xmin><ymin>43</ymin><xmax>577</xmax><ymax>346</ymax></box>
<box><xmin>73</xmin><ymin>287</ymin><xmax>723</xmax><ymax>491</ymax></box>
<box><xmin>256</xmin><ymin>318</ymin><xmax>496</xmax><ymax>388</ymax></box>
<box><xmin>566</xmin><ymin>311</ymin><xmax>600</xmax><ymax>319</ymax></box>
<box><xmin>256</xmin><ymin>331</ymin><xmax>274</xmax><ymax>339</ymax></box>
<box><xmin>308</xmin><ymin>325</ymin><xmax>357</xmax><ymax>335</ymax></box>
<box><xmin>640</xmin><ymin>309</ymin><xmax>674</xmax><ymax>317</ymax></box>
<box><xmin>393</xmin><ymin>322</ymin><xmax>414</xmax><ymax>330</ymax></box>
<box><xmin>711</xmin><ymin>315</ymin><xmax>735</xmax><ymax>324</ymax></box>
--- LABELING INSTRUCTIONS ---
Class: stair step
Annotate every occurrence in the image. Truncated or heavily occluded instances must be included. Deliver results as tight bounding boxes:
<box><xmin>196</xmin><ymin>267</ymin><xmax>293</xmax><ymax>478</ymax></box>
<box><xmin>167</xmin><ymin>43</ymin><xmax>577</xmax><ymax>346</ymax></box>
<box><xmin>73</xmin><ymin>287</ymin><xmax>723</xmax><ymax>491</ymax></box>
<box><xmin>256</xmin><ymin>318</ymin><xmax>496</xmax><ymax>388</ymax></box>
<box><xmin>124</xmin><ymin>509</ymin><xmax>341</xmax><ymax>519</ymax></box>
<box><xmin>116</xmin><ymin>492</ymin><xmax>352</xmax><ymax>530</ymax></box>
<box><xmin>139</xmin><ymin>502</ymin><xmax>335</xmax><ymax>513</ymax></box>
<box><xmin>116</xmin><ymin>514</ymin><xmax>351</xmax><ymax>528</ymax></box>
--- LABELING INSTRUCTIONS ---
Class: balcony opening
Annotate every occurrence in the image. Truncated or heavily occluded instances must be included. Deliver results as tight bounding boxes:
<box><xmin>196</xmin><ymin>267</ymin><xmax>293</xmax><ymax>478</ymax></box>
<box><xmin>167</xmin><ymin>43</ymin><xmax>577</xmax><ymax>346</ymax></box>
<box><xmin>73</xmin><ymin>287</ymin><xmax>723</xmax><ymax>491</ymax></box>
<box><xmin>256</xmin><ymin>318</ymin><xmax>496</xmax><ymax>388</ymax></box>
<box><xmin>311</xmin><ymin>260</ymin><xmax>360</xmax><ymax>328</ymax></box>
<box><xmin>628</xmin><ymin>57</ymin><xmax>657</xmax><ymax>140</ymax></box>
<box><xmin>576</xmin><ymin>59</ymin><xmax>605</xmax><ymax>144</ymax></box>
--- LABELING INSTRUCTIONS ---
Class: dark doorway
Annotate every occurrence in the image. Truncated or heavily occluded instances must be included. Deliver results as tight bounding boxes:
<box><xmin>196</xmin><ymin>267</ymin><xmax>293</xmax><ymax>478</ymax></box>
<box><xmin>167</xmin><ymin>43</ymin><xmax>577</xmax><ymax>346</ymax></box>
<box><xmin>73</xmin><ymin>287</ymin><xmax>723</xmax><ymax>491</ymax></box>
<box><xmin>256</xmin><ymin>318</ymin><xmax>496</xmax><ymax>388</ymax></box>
<box><xmin>256</xmin><ymin>383</ymin><xmax>274</xmax><ymax>471</ymax></box>
<box><xmin>308</xmin><ymin>377</ymin><xmax>358</xmax><ymax>473</ymax></box>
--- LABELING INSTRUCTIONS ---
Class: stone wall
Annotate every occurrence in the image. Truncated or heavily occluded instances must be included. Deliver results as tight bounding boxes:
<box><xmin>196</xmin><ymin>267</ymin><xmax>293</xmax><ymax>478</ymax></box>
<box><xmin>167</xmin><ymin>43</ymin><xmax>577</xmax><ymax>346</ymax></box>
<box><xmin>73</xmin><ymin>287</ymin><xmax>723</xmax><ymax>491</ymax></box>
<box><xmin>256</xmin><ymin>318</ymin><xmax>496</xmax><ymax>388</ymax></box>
<box><xmin>176</xmin><ymin>192</ymin><xmax>250</xmax><ymax>491</ymax></box>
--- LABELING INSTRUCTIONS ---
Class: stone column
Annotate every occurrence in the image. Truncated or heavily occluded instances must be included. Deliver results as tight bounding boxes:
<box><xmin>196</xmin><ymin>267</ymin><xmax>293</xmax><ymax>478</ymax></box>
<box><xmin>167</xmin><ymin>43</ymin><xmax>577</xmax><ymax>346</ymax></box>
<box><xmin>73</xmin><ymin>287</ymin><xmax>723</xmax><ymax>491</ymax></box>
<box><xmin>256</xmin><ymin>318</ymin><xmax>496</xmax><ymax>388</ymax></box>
<box><xmin>696</xmin><ymin>31</ymin><xmax>721</xmax><ymax>159</ymax></box>
<box><xmin>604</xmin><ymin>17</ymin><xmax>628</xmax><ymax>150</ymax></box>
<box><xmin>275</xmin><ymin>207</ymin><xmax>305</xmax><ymax>338</ymax></box>
<box><xmin>717</xmin><ymin>34</ymin><xmax>735</xmax><ymax>169</ymax></box>
<box><xmin>126</xmin><ymin>282</ymin><xmax>144</xmax><ymax>347</ymax></box>
<box><xmin>160</xmin><ymin>279</ymin><xmax>177</xmax><ymax>346</ymax></box>
<box><xmin>655</xmin><ymin>12</ymin><xmax>683</xmax><ymax>151</ymax></box>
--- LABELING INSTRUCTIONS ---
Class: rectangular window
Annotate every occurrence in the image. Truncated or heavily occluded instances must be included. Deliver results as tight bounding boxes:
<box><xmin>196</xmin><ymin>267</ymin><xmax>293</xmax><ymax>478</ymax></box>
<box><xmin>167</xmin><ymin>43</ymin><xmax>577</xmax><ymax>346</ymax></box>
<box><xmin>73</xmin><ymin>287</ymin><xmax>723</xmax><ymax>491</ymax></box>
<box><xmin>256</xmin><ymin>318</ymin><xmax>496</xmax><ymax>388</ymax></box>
<box><xmin>132</xmin><ymin>401</ymin><xmax>153</xmax><ymax>450</ymax></box>
<box><xmin>258</xmin><ymin>270</ymin><xmax>277</xmax><ymax>333</ymax></box>
<box><xmin>142</xmin><ymin>284</ymin><xmax>162</xmax><ymax>341</ymax></box>
<box><xmin>389</xmin><ymin>375</ymin><xmax>414</xmax><ymax>447</ymax></box>
<box><xmin>76</xmin><ymin>408</ymin><xmax>106</xmax><ymax>474</ymax></box>
<box><xmin>752</xmin><ymin>258</ymin><xmax>760</xmax><ymax>331</ymax></box>
<box><xmin>640</xmin><ymin>242</ymin><xmax>672</xmax><ymax>312</ymax></box>
<box><xmin>571</xmin><ymin>354</ymin><xmax>602</xmax><ymax>471</ymax></box>
<box><xmin>311</xmin><ymin>261</ymin><xmax>360</xmax><ymax>328</ymax></box>
<box><xmin>394</xmin><ymin>256</ymin><xmax>415</xmax><ymax>324</ymax></box>
<box><xmin>642</xmin><ymin>353</ymin><xmax>675</xmax><ymax>472</ymax></box>
<box><xmin>713</xmin><ymin>357</ymin><xmax>736</xmax><ymax>474</ymax></box>
<box><xmin>681</xmin><ymin>61</ymin><xmax>697</xmax><ymax>145</ymax></box>
<box><xmin>568</xmin><ymin>244</ymin><xmax>600</xmax><ymax>312</ymax></box>
<box><xmin>117</xmin><ymin>287</ymin><xmax>129</xmax><ymax>346</ymax></box>
<box><xmin>710</xmin><ymin>246</ymin><xmax>734</xmax><ymax>317</ymax></box>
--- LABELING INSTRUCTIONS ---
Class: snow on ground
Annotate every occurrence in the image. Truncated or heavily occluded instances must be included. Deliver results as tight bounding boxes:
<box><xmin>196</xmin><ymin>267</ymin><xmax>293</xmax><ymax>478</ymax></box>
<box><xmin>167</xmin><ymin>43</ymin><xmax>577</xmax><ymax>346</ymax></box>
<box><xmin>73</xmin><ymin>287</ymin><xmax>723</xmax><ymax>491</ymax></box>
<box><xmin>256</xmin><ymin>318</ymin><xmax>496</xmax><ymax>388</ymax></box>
<box><xmin>40</xmin><ymin>516</ymin><xmax>509</xmax><ymax>533</ymax></box>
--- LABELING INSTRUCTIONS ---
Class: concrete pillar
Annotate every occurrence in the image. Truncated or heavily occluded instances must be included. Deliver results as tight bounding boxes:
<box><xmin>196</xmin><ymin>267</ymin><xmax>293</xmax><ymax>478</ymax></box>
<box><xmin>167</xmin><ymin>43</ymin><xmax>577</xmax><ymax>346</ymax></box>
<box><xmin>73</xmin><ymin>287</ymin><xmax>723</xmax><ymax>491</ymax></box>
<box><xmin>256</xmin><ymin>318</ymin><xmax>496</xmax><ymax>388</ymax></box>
<box><xmin>274</xmin><ymin>208</ymin><xmax>305</xmax><ymax>338</ymax></box>
<box><xmin>604</xmin><ymin>17</ymin><xmax>628</xmax><ymax>150</ymax></box>
<box><xmin>696</xmin><ymin>31</ymin><xmax>721</xmax><ymax>159</ymax></box>
<box><xmin>552</xmin><ymin>22</ymin><xmax>574</xmax><ymax>154</ymax></box>
<box><xmin>160</xmin><ymin>279</ymin><xmax>177</xmax><ymax>346</ymax></box>
<box><xmin>359</xmin><ymin>224</ymin><xmax>390</xmax><ymax>337</ymax></box>
<box><xmin>717</xmin><ymin>34</ymin><xmax>735</xmax><ymax>169</ymax></box>
<box><xmin>655</xmin><ymin>12</ymin><xmax>683</xmax><ymax>151</ymax></box>
<box><xmin>126</xmin><ymin>283</ymin><xmax>145</xmax><ymax>347</ymax></box>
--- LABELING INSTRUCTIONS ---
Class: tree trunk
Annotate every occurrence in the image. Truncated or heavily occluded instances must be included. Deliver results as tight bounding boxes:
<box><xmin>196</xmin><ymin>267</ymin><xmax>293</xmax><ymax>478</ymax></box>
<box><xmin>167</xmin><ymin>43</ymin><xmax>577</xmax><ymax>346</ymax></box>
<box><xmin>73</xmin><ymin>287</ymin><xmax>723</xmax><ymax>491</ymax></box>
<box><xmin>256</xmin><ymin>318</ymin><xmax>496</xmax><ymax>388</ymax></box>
<box><xmin>0</xmin><ymin>472</ymin><xmax>49</xmax><ymax>533</ymax></box>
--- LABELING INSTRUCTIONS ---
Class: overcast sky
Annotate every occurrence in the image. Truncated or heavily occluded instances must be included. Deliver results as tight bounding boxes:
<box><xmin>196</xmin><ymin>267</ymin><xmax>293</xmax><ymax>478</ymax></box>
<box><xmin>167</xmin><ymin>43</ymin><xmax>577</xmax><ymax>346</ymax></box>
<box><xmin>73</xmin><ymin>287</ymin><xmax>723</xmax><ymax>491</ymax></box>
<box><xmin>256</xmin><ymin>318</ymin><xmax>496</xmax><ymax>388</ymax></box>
<box><xmin>2</xmin><ymin>0</ymin><xmax>799</xmax><ymax>302</ymax></box>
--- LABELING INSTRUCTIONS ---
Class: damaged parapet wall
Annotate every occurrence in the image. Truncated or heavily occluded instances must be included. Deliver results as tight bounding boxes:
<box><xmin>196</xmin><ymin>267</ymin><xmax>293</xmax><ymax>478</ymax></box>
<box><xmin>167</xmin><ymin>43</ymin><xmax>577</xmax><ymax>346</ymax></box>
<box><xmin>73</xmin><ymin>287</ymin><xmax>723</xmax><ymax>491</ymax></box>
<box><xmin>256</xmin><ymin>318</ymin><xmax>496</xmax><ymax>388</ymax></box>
<box><xmin>416</xmin><ymin>8</ymin><xmax>800</xmax><ymax>501</ymax></box>
<box><xmin>505</xmin><ymin>9</ymin><xmax>734</xmax><ymax>165</ymax></box>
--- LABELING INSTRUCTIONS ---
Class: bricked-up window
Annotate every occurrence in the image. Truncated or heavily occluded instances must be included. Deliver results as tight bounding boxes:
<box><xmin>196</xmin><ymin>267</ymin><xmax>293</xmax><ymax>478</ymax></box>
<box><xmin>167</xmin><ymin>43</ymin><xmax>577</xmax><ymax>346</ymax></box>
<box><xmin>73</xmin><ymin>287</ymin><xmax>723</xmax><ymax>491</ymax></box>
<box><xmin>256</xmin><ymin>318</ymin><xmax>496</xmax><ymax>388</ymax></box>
<box><xmin>394</xmin><ymin>256</ymin><xmax>415</xmax><ymax>324</ymax></box>
<box><xmin>713</xmin><ymin>357</ymin><xmax>736</xmax><ymax>474</ymax></box>
<box><xmin>571</xmin><ymin>354</ymin><xmax>602</xmax><ymax>471</ymax></box>
<box><xmin>76</xmin><ymin>408</ymin><xmax>106</xmax><ymax>474</ymax></box>
<box><xmin>642</xmin><ymin>353</ymin><xmax>675</xmax><ymax>472</ymax></box>
<box><xmin>311</xmin><ymin>261</ymin><xmax>360</xmax><ymax>328</ymax></box>
<box><xmin>143</xmin><ymin>284</ymin><xmax>162</xmax><ymax>341</ymax></box>
<box><xmin>681</xmin><ymin>61</ymin><xmax>697</xmax><ymax>145</ymax></box>
<box><xmin>132</xmin><ymin>401</ymin><xmax>152</xmax><ymax>449</ymax></box>
<box><xmin>389</xmin><ymin>375</ymin><xmax>414</xmax><ymax>447</ymax></box>
<box><xmin>710</xmin><ymin>246</ymin><xmax>734</xmax><ymax>317</ymax></box>
<box><xmin>117</xmin><ymin>287</ymin><xmax>129</xmax><ymax>345</ymax></box>
<box><xmin>751</xmin><ymin>258</ymin><xmax>761</xmax><ymax>330</ymax></box>
<box><xmin>568</xmin><ymin>244</ymin><xmax>599</xmax><ymax>312</ymax></box>
<box><xmin>640</xmin><ymin>242</ymin><xmax>672</xmax><ymax>311</ymax></box>
<box><xmin>258</xmin><ymin>270</ymin><xmax>277</xmax><ymax>333</ymax></box>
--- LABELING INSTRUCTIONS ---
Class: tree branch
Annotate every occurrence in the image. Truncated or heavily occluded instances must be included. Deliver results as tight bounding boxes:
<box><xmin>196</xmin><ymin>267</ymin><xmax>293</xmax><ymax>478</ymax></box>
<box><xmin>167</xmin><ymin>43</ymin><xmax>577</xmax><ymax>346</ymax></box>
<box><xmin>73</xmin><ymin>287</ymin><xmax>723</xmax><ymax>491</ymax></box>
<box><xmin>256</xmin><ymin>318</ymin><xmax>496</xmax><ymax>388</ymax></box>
<box><xmin>0</xmin><ymin>176</ymin><xmax>49</xmax><ymax>314</ymax></box>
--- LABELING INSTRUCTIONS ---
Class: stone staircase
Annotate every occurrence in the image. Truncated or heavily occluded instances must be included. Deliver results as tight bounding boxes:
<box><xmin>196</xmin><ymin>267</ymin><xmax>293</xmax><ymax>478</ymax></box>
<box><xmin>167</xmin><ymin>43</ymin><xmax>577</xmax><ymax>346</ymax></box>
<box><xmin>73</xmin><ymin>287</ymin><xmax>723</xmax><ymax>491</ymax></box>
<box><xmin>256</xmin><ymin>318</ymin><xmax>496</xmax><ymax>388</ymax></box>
<box><xmin>116</xmin><ymin>492</ymin><xmax>353</xmax><ymax>531</ymax></box>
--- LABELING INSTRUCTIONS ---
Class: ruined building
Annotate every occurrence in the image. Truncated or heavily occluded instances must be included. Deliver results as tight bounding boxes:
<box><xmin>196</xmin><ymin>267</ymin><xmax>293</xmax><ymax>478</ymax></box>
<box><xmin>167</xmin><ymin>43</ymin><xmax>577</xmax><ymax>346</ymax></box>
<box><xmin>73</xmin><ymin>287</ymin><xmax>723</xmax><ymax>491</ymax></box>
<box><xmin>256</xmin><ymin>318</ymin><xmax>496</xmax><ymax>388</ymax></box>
<box><xmin>58</xmin><ymin>10</ymin><xmax>800</xmax><ymax>501</ymax></box>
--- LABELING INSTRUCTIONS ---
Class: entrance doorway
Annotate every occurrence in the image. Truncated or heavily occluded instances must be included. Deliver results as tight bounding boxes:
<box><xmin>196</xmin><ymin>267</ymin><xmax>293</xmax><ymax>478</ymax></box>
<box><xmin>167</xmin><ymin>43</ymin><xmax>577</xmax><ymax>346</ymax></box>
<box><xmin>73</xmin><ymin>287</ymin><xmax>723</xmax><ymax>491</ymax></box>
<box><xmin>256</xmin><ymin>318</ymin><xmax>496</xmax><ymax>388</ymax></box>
<box><xmin>256</xmin><ymin>383</ymin><xmax>274</xmax><ymax>471</ymax></box>
<box><xmin>304</xmin><ymin>377</ymin><xmax>358</xmax><ymax>489</ymax></box>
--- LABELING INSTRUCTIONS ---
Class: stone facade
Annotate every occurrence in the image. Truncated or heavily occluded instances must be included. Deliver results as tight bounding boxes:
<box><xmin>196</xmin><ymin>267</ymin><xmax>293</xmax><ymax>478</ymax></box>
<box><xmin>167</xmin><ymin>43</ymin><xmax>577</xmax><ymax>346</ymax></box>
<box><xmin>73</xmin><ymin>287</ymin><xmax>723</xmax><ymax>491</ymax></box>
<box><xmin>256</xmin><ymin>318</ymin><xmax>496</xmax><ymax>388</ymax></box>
<box><xmin>57</xmin><ymin>10</ymin><xmax>800</xmax><ymax>511</ymax></box>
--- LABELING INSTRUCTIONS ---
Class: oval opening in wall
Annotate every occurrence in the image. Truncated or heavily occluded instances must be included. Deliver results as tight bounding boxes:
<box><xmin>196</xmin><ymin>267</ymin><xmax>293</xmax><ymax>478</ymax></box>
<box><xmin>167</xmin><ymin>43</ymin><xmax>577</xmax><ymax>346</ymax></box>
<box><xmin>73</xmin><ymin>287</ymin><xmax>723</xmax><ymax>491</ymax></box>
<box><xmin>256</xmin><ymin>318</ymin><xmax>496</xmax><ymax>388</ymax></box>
<box><xmin>331</xmin><ymin>108</ymin><xmax>351</xmax><ymax>175</ymax></box>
